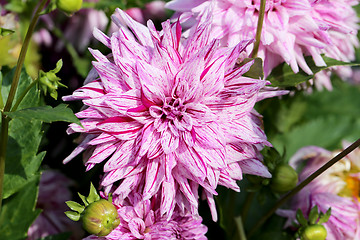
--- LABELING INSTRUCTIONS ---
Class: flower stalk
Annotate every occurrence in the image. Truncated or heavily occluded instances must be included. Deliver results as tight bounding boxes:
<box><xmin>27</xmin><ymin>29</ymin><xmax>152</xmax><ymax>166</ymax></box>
<box><xmin>251</xmin><ymin>0</ymin><xmax>266</xmax><ymax>58</ymax></box>
<box><xmin>0</xmin><ymin>0</ymin><xmax>48</xmax><ymax>211</ymax></box>
<box><xmin>247</xmin><ymin>137</ymin><xmax>360</xmax><ymax>238</ymax></box>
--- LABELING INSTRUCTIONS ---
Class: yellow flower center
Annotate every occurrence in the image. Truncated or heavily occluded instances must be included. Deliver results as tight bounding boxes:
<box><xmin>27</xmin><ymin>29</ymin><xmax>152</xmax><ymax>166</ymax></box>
<box><xmin>337</xmin><ymin>163</ymin><xmax>360</xmax><ymax>201</ymax></box>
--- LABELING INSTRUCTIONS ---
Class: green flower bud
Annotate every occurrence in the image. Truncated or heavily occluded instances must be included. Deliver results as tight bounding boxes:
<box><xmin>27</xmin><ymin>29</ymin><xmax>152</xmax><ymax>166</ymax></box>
<box><xmin>301</xmin><ymin>224</ymin><xmax>327</xmax><ymax>240</ymax></box>
<box><xmin>56</xmin><ymin>0</ymin><xmax>82</xmax><ymax>14</ymax></box>
<box><xmin>270</xmin><ymin>163</ymin><xmax>298</xmax><ymax>193</ymax></box>
<box><xmin>38</xmin><ymin>59</ymin><xmax>66</xmax><ymax>100</ymax></box>
<box><xmin>82</xmin><ymin>199</ymin><xmax>120</xmax><ymax>236</ymax></box>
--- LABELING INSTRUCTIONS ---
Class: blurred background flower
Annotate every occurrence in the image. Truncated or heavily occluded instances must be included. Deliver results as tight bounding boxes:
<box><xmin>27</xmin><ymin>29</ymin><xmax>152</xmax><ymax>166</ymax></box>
<box><xmin>27</xmin><ymin>170</ymin><xmax>84</xmax><ymax>240</ymax></box>
<box><xmin>166</xmin><ymin>0</ymin><xmax>360</xmax><ymax>90</ymax></box>
<box><xmin>277</xmin><ymin>143</ymin><xmax>360</xmax><ymax>239</ymax></box>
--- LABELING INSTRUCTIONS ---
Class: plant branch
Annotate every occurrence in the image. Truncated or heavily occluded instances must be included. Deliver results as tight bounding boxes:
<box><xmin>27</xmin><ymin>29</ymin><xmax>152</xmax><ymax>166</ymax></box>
<box><xmin>11</xmin><ymin>79</ymin><xmax>38</xmax><ymax>112</ymax></box>
<box><xmin>0</xmin><ymin>0</ymin><xmax>47</xmax><ymax>212</ymax></box>
<box><xmin>3</xmin><ymin>0</ymin><xmax>47</xmax><ymax>112</ymax></box>
<box><xmin>251</xmin><ymin>0</ymin><xmax>266</xmax><ymax>58</ymax></box>
<box><xmin>248</xmin><ymin>138</ymin><xmax>360</xmax><ymax>238</ymax></box>
<box><xmin>0</xmin><ymin>115</ymin><xmax>9</xmax><ymax>210</ymax></box>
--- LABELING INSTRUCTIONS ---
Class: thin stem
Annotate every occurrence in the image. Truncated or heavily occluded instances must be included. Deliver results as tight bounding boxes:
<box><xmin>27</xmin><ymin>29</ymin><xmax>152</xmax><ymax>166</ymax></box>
<box><xmin>248</xmin><ymin>138</ymin><xmax>360</xmax><ymax>238</ymax></box>
<box><xmin>0</xmin><ymin>0</ymin><xmax>47</xmax><ymax>212</ymax></box>
<box><xmin>0</xmin><ymin>115</ymin><xmax>9</xmax><ymax>210</ymax></box>
<box><xmin>11</xmin><ymin>80</ymin><xmax>38</xmax><ymax>112</ymax></box>
<box><xmin>0</xmin><ymin>73</ymin><xmax>4</xmax><ymax>109</ymax></box>
<box><xmin>251</xmin><ymin>0</ymin><xmax>266</xmax><ymax>58</ymax></box>
<box><xmin>3</xmin><ymin>0</ymin><xmax>47</xmax><ymax>112</ymax></box>
<box><xmin>234</xmin><ymin>216</ymin><xmax>247</xmax><ymax>240</ymax></box>
<box><xmin>241</xmin><ymin>191</ymin><xmax>255</xmax><ymax>222</ymax></box>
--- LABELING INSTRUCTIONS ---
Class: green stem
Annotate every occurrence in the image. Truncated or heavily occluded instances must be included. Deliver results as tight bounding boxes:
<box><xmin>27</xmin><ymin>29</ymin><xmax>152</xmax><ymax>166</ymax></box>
<box><xmin>11</xmin><ymin>80</ymin><xmax>39</xmax><ymax>112</ymax></box>
<box><xmin>3</xmin><ymin>0</ymin><xmax>47</xmax><ymax>112</ymax></box>
<box><xmin>234</xmin><ymin>216</ymin><xmax>247</xmax><ymax>240</ymax></box>
<box><xmin>247</xmin><ymin>138</ymin><xmax>360</xmax><ymax>238</ymax></box>
<box><xmin>0</xmin><ymin>115</ymin><xmax>9</xmax><ymax>210</ymax></box>
<box><xmin>51</xmin><ymin>26</ymin><xmax>80</xmax><ymax>62</ymax></box>
<box><xmin>0</xmin><ymin>0</ymin><xmax>47</xmax><ymax>212</ymax></box>
<box><xmin>241</xmin><ymin>191</ymin><xmax>255</xmax><ymax>222</ymax></box>
<box><xmin>0</xmin><ymin>73</ymin><xmax>4</xmax><ymax>109</ymax></box>
<box><xmin>251</xmin><ymin>0</ymin><xmax>266</xmax><ymax>58</ymax></box>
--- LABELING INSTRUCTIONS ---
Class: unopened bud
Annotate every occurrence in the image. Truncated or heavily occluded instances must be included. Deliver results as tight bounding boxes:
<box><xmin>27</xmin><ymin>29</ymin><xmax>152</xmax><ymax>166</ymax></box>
<box><xmin>270</xmin><ymin>164</ymin><xmax>298</xmax><ymax>193</ymax></box>
<box><xmin>82</xmin><ymin>199</ymin><xmax>120</xmax><ymax>236</ymax></box>
<box><xmin>56</xmin><ymin>0</ymin><xmax>82</xmax><ymax>14</ymax></box>
<box><xmin>301</xmin><ymin>224</ymin><xmax>327</xmax><ymax>240</ymax></box>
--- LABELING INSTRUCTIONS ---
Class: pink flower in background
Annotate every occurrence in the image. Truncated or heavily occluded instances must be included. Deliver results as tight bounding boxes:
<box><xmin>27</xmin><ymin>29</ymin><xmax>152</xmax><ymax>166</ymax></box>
<box><xmin>63</xmin><ymin>7</ymin><xmax>284</xmax><ymax>221</ymax></box>
<box><xmin>166</xmin><ymin>0</ymin><xmax>359</xmax><ymax>90</ymax></box>
<box><xmin>27</xmin><ymin>170</ymin><xmax>83</xmax><ymax>240</ymax></box>
<box><xmin>35</xmin><ymin>1</ymin><xmax>166</xmax><ymax>52</ymax></box>
<box><xmin>83</xmin><ymin>193</ymin><xmax>207</xmax><ymax>240</ymax></box>
<box><xmin>126</xmin><ymin>1</ymin><xmax>167</xmax><ymax>24</ymax></box>
<box><xmin>277</xmin><ymin>143</ymin><xmax>360</xmax><ymax>239</ymax></box>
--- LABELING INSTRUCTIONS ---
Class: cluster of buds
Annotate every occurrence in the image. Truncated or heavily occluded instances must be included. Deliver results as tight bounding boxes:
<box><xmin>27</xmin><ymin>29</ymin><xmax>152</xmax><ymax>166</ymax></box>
<box><xmin>65</xmin><ymin>183</ymin><xmax>120</xmax><ymax>237</ymax></box>
<box><xmin>38</xmin><ymin>59</ymin><xmax>66</xmax><ymax>100</ymax></box>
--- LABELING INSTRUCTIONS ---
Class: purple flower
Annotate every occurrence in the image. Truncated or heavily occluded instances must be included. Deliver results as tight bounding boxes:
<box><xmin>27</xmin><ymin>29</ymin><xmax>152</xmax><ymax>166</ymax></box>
<box><xmin>277</xmin><ymin>143</ymin><xmax>360</xmax><ymax>239</ymax></box>
<box><xmin>166</xmin><ymin>0</ymin><xmax>359</xmax><ymax>90</ymax></box>
<box><xmin>63</xmin><ymin>8</ymin><xmax>277</xmax><ymax>221</ymax></box>
<box><xmin>83</xmin><ymin>193</ymin><xmax>207</xmax><ymax>240</ymax></box>
<box><xmin>27</xmin><ymin>170</ymin><xmax>83</xmax><ymax>240</ymax></box>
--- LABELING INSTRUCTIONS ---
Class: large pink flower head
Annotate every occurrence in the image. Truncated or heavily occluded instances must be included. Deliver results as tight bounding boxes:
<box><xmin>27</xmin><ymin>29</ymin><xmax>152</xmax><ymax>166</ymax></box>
<box><xmin>166</xmin><ymin>0</ymin><xmax>360</xmax><ymax>90</ymax></box>
<box><xmin>63</xmin><ymin>8</ymin><xmax>275</xmax><ymax>221</ymax></box>
<box><xmin>277</xmin><ymin>144</ymin><xmax>360</xmax><ymax>239</ymax></box>
<box><xmin>84</xmin><ymin>193</ymin><xmax>207</xmax><ymax>240</ymax></box>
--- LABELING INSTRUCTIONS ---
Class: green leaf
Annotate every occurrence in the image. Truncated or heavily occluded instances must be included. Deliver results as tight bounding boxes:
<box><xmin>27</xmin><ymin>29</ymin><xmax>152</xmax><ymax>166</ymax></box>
<box><xmin>0</xmin><ymin>177</ymin><xmax>41</xmax><ymax>240</ymax></box>
<box><xmin>87</xmin><ymin>182</ymin><xmax>100</xmax><ymax>204</ymax></box>
<box><xmin>5</xmin><ymin>104</ymin><xmax>81</xmax><ymax>125</ymax></box>
<box><xmin>268</xmin><ymin>55</ymin><xmax>360</xmax><ymax>87</ymax></box>
<box><xmin>78</xmin><ymin>193</ymin><xmax>89</xmax><ymax>206</ymax></box>
<box><xmin>318</xmin><ymin>208</ymin><xmax>331</xmax><ymax>224</ymax></box>
<box><xmin>66</xmin><ymin>201</ymin><xmax>85</xmax><ymax>213</ymax></box>
<box><xmin>240</xmin><ymin>57</ymin><xmax>264</xmax><ymax>79</ymax></box>
<box><xmin>1</xmin><ymin>68</ymin><xmax>45</xmax><ymax>198</ymax></box>
<box><xmin>0</xmin><ymin>27</ymin><xmax>15</xmax><ymax>36</ymax></box>
<box><xmin>296</xmin><ymin>209</ymin><xmax>308</xmax><ymax>227</ymax></box>
<box><xmin>38</xmin><ymin>232</ymin><xmax>72</xmax><ymax>240</ymax></box>
<box><xmin>308</xmin><ymin>206</ymin><xmax>319</xmax><ymax>225</ymax></box>
<box><xmin>271</xmin><ymin>116</ymin><xmax>360</xmax><ymax>161</ymax></box>
<box><xmin>65</xmin><ymin>211</ymin><xmax>81</xmax><ymax>221</ymax></box>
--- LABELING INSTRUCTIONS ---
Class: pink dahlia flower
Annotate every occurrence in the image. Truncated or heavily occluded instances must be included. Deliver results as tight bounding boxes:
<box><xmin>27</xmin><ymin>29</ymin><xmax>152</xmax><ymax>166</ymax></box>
<box><xmin>83</xmin><ymin>193</ymin><xmax>207</xmax><ymax>240</ymax></box>
<box><xmin>166</xmin><ymin>0</ymin><xmax>360</xmax><ymax>90</ymax></box>
<box><xmin>277</xmin><ymin>143</ymin><xmax>360</xmax><ymax>239</ymax></box>
<box><xmin>63</xmin><ymin>8</ymin><xmax>281</xmax><ymax>221</ymax></box>
<box><xmin>27</xmin><ymin>170</ymin><xmax>83</xmax><ymax>240</ymax></box>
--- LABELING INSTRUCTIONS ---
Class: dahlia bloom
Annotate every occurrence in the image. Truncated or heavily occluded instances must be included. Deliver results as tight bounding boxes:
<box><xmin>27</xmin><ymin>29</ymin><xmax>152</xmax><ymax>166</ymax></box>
<box><xmin>165</xmin><ymin>0</ymin><xmax>360</xmax><ymax>90</ymax></box>
<box><xmin>63</xmin><ymin>8</ymin><xmax>281</xmax><ymax>221</ymax></box>
<box><xmin>83</xmin><ymin>193</ymin><xmax>207</xmax><ymax>240</ymax></box>
<box><xmin>277</xmin><ymin>143</ymin><xmax>360</xmax><ymax>239</ymax></box>
<box><xmin>27</xmin><ymin>170</ymin><xmax>83</xmax><ymax>240</ymax></box>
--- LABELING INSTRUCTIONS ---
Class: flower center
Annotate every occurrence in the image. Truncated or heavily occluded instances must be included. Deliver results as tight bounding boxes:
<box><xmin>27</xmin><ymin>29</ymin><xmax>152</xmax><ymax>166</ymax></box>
<box><xmin>338</xmin><ymin>175</ymin><xmax>360</xmax><ymax>200</ymax></box>
<box><xmin>149</xmin><ymin>97</ymin><xmax>193</xmax><ymax>132</ymax></box>
<box><xmin>161</xmin><ymin>97</ymin><xmax>186</xmax><ymax>121</ymax></box>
